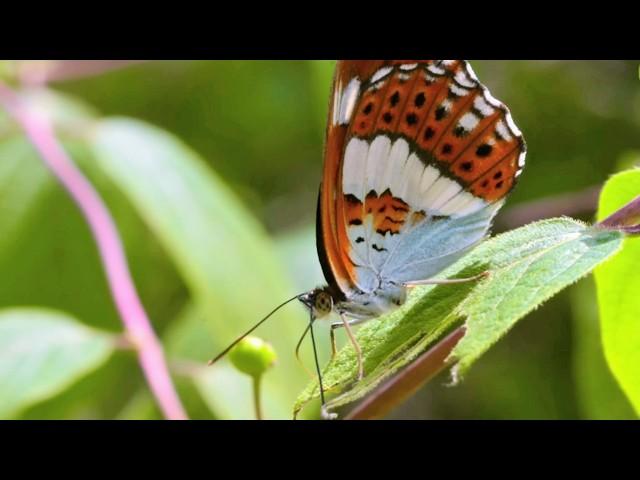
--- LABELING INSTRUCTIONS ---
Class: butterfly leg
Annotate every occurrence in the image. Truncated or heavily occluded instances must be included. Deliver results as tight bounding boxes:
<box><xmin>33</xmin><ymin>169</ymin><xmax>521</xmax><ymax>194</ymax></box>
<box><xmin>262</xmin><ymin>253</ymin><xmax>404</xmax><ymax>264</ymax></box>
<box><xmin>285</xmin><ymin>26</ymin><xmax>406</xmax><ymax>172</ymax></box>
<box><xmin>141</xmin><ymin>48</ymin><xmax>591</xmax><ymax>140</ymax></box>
<box><xmin>296</xmin><ymin>324</ymin><xmax>340</xmax><ymax>393</ymax></box>
<box><xmin>295</xmin><ymin>322</ymin><xmax>318</xmax><ymax>381</ymax></box>
<box><xmin>404</xmin><ymin>271</ymin><xmax>489</xmax><ymax>287</ymax></box>
<box><xmin>339</xmin><ymin>313</ymin><xmax>364</xmax><ymax>381</ymax></box>
<box><xmin>329</xmin><ymin>322</ymin><xmax>342</xmax><ymax>361</ymax></box>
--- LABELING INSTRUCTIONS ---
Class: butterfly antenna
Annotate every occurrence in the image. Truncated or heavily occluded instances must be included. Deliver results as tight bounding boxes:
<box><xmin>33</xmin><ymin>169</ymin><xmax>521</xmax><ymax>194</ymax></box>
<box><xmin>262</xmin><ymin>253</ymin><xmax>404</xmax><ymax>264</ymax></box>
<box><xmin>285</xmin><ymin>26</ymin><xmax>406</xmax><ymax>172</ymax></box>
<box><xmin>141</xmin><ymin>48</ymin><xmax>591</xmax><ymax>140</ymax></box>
<box><xmin>207</xmin><ymin>293</ymin><xmax>304</xmax><ymax>366</ymax></box>
<box><xmin>307</xmin><ymin>311</ymin><xmax>326</xmax><ymax>408</ymax></box>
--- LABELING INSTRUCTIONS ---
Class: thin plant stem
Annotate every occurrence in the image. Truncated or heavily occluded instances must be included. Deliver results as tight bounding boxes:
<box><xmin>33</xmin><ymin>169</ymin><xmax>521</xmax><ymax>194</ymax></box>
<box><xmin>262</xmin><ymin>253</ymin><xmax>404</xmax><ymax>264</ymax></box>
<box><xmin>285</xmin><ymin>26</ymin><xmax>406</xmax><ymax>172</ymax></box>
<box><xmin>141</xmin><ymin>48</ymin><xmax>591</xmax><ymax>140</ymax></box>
<box><xmin>0</xmin><ymin>81</ymin><xmax>187</xmax><ymax>420</ymax></box>
<box><xmin>253</xmin><ymin>376</ymin><xmax>263</xmax><ymax>420</ymax></box>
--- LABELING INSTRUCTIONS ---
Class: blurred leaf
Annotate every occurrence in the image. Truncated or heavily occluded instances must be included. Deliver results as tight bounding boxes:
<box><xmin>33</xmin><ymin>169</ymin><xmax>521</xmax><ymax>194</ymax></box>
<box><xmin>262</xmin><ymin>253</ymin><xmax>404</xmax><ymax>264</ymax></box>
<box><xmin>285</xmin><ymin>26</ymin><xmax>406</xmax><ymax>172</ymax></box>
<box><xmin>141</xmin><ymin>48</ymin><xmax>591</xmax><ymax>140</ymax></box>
<box><xmin>90</xmin><ymin>118</ymin><xmax>310</xmax><ymax>418</ymax></box>
<box><xmin>90</xmin><ymin>118</ymin><xmax>296</xmax><ymax>335</ymax></box>
<box><xmin>164</xmin><ymin>304</ymin><xmax>217</xmax><ymax>363</ymax></box>
<box><xmin>115</xmin><ymin>389</ymin><xmax>161</xmax><ymax>420</ymax></box>
<box><xmin>274</xmin><ymin>225</ymin><xmax>325</xmax><ymax>291</ymax></box>
<box><xmin>570</xmin><ymin>279</ymin><xmax>635</xmax><ymax>419</ymax></box>
<box><xmin>616</xmin><ymin>150</ymin><xmax>640</xmax><ymax>172</ymax></box>
<box><xmin>0</xmin><ymin>136</ymin><xmax>52</xmax><ymax>253</ymax></box>
<box><xmin>192</xmin><ymin>362</ymin><xmax>293</xmax><ymax>420</ymax></box>
<box><xmin>191</xmin><ymin>364</ymin><xmax>256</xmax><ymax>419</ymax></box>
<box><xmin>295</xmin><ymin>218</ymin><xmax>623</xmax><ymax>415</ymax></box>
<box><xmin>0</xmin><ymin>308</ymin><xmax>115</xmax><ymax>418</ymax></box>
<box><xmin>1</xmin><ymin>91</ymin><xmax>186</xmax><ymax>418</ymax></box>
<box><xmin>595</xmin><ymin>169</ymin><xmax>640</xmax><ymax>415</ymax></box>
<box><xmin>19</xmin><ymin>352</ymin><xmax>142</xmax><ymax>420</ymax></box>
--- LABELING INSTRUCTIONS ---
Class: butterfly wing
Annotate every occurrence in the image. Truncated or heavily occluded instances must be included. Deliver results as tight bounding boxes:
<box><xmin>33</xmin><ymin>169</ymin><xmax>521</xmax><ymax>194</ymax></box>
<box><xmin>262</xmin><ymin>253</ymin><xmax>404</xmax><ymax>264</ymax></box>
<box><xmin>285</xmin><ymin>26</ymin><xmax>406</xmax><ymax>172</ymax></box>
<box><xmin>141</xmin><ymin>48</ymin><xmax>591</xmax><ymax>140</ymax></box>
<box><xmin>318</xmin><ymin>61</ymin><xmax>386</xmax><ymax>298</ymax></box>
<box><xmin>318</xmin><ymin>60</ymin><xmax>526</xmax><ymax>296</ymax></box>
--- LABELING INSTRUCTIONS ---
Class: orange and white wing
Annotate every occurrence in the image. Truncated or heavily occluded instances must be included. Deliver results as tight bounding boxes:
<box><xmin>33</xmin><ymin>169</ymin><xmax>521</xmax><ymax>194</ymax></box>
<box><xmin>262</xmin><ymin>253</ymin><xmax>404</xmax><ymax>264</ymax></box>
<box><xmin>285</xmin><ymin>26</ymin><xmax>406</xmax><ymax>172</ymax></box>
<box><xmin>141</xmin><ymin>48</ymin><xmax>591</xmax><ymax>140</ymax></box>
<box><xmin>317</xmin><ymin>60</ymin><xmax>526</xmax><ymax>295</ymax></box>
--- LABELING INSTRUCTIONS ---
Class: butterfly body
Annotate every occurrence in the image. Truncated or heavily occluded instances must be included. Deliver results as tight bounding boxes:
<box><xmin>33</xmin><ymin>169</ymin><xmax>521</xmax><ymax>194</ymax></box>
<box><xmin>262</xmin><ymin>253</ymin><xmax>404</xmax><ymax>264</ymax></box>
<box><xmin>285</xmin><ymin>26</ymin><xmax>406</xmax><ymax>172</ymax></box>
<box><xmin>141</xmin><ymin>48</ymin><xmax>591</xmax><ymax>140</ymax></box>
<box><xmin>304</xmin><ymin>60</ymin><xmax>526</xmax><ymax>324</ymax></box>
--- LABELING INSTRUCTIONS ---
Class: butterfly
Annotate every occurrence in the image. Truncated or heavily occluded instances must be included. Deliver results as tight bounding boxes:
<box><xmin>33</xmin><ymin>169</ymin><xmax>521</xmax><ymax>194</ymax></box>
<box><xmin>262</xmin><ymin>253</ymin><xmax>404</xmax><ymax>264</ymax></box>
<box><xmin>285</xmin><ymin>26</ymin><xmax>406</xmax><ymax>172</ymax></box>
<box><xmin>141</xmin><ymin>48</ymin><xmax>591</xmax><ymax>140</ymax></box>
<box><xmin>211</xmin><ymin>60</ymin><xmax>526</xmax><ymax>418</ymax></box>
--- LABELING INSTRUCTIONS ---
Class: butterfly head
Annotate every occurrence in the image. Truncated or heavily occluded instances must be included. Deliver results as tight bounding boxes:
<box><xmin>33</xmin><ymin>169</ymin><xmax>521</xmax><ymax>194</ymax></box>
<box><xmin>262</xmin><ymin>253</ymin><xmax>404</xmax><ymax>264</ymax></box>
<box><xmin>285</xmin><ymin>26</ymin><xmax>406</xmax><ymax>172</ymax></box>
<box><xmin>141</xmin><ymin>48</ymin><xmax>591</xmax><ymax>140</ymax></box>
<box><xmin>298</xmin><ymin>287</ymin><xmax>334</xmax><ymax>318</ymax></box>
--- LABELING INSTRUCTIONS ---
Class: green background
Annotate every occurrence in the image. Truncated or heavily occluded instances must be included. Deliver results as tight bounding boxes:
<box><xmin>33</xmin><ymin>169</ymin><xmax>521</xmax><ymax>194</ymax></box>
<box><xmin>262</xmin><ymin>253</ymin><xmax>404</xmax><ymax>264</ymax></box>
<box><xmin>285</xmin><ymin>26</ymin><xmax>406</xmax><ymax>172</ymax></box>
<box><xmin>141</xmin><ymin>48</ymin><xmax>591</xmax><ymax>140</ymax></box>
<box><xmin>1</xmin><ymin>60</ymin><xmax>638</xmax><ymax>419</ymax></box>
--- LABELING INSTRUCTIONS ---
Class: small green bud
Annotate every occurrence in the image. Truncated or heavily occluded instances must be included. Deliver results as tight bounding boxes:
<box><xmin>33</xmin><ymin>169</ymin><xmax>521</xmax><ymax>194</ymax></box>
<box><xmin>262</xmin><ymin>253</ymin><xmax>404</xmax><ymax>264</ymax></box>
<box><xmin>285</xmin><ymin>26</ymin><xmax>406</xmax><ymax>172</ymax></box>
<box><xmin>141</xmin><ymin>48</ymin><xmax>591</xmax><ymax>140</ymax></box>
<box><xmin>229</xmin><ymin>336</ymin><xmax>277</xmax><ymax>378</ymax></box>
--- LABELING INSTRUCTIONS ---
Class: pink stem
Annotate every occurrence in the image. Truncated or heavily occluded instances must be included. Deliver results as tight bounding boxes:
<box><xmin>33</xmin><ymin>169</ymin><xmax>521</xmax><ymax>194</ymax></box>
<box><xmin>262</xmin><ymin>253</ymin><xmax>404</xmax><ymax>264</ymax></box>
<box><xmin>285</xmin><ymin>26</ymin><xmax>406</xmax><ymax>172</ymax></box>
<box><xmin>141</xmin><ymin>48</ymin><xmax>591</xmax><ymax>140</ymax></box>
<box><xmin>0</xmin><ymin>82</ymin><xmax>187</xmax><ymax>420</ymax></box>
<box><xmin>18</xmin><ymin>61</ymin><xmax>145</xmax><ymax>87</ymax></box>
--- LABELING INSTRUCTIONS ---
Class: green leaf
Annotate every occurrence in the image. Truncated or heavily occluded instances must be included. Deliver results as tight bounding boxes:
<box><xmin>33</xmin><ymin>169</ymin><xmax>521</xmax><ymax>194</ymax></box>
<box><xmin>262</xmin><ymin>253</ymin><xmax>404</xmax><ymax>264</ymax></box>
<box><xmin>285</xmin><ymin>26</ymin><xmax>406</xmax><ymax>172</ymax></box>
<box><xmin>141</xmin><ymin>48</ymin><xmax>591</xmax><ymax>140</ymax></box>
<box><xmin>0</xmin><ymin>136</ymin><xmax>52</xmax><ymax>253</ymax></box>
<box><xmin>0</xmin><ymin>308</ymin><xmax>115</xmax><ymax>418</ymax></box>
<box><xmin>570</xmin><ymin>279</ymin><xmax>635</xmax><ymax>419</ymax></box>
<box><xmin>90</xmin><ymin>118</ymin><xmax>310</xmax><ymax>418</ymax></box>
<box><xmin>295</xmin><ymin>218</ymin><xmax>623</xmax><ymax>416</ymax></box>
<box><xmin>594</xmin><ymin>169</ymin><xmax>640</xmax><ymax>415</ymax></box>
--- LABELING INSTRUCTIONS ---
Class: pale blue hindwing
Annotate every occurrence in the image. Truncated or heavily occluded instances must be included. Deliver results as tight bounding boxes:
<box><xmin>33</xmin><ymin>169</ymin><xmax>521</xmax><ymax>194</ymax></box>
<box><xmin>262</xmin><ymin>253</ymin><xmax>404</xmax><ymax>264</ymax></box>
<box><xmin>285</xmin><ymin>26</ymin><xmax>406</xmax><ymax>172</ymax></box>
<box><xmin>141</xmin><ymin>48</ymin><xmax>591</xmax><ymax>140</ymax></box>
<box><xmin>335</xmin><ymin>204</ymin><xmax>501</xmax><ymax>320</ymax></box>
<box><xmin>380</xmin><ymin>202</ymin><xmax>502</xmax><ymax>284</ymax></box>
<box><xmin>341</xmin><ymin>136</ymin><xmax>501</xmax><ymax>296</ymax></box>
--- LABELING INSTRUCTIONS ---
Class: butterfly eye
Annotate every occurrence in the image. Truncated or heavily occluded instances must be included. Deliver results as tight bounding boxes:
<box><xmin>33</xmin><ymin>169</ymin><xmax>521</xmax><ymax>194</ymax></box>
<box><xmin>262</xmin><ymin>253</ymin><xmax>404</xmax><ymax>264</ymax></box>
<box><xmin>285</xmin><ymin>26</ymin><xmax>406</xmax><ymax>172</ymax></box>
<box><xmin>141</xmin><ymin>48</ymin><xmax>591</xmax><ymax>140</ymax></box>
<box><xmin>315</xmin><ymin>292</ymin><xmax>333</xmax><ymax>316</ymax></box>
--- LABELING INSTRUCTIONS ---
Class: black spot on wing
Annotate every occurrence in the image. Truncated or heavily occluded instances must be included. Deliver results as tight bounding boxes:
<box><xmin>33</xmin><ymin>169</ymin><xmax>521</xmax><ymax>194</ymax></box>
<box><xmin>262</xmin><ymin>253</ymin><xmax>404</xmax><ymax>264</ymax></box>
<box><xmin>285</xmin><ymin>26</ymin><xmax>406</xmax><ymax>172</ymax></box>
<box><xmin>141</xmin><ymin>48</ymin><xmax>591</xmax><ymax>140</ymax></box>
<box><xmin>376</xmin><ymin>228</ymin><xmax>400</xmax><ymax>236</ymax></box>
<box><xmin>435</xmin><ymin>106</ymin><xmax>448</xmax><ymax>121</ymax></box>
<box><xmin>390</xmin><ymin>91</ymin><xmax>401</xmax><ymax>107</ymax></box>
<box><xmin>461</xmin><ymin>161</ymin><xmax>473</xmax><ymax>172</ymax></box>
<box><xmin>476</xmin><ymin>144</ymin><xmax>493</xmax><ymax>157</ymax></box>
<box><xmin>345</xmin><ymin>194</ymin><xmax>362</xmax><ymax>205</ymax></box>
<box><xmin>424</xmin><ymin>127</ymin><xmax>436</xmax><ymax>140</ymax></box>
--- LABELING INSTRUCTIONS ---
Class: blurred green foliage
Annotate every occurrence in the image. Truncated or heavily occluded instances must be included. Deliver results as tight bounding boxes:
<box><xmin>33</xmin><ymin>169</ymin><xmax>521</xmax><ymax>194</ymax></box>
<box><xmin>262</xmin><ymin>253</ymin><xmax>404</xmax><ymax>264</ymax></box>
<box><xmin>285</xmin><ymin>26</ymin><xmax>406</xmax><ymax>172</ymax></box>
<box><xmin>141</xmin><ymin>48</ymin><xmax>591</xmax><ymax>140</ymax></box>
<box><xmin>0</xmin><ymin>60</ymin><xmax>639</xmax><ymax>419</ymax></box>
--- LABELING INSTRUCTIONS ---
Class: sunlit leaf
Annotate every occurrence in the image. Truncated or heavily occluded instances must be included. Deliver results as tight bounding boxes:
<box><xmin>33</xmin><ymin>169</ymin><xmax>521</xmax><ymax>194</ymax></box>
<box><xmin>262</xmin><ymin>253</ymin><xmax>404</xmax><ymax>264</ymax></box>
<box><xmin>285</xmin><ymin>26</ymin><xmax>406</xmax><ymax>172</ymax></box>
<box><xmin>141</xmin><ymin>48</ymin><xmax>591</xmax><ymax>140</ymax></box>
<box><xmin>295</xmin><ymin>218</ymin><xmax>623</xmax><ymax>416</ymax></box>
<box><xmin>570</xmin><ymin>280</ymin><xmax>635</xmax><ymax>419</ymax></box>
<box><xmin>594</xmin><ymin>169</ymin><xmax>640</xmax><ymax>415</ymax></box>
